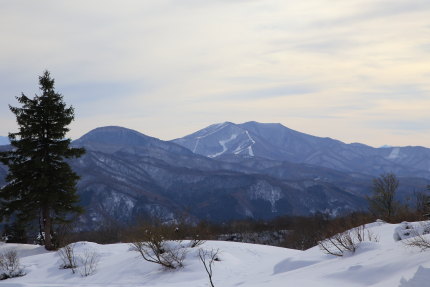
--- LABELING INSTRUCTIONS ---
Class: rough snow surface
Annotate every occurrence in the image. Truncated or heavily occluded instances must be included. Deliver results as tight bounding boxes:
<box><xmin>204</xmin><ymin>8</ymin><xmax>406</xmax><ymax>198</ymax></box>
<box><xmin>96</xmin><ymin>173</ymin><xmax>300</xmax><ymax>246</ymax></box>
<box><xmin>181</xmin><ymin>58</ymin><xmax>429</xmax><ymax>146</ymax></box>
<box><xmin>393</xmin><ymin>221</ymin><xmax>430</xmax><ymax>241</ymax></box>
<box><xmin>2</xmin><ymin>222</ymin><xmax>430</xmax><ymax>286</ymax></box>
<box><xmin>399</xmin><ymin>266</ymin><xmax>430</xmax><ymax>287</ymax></box>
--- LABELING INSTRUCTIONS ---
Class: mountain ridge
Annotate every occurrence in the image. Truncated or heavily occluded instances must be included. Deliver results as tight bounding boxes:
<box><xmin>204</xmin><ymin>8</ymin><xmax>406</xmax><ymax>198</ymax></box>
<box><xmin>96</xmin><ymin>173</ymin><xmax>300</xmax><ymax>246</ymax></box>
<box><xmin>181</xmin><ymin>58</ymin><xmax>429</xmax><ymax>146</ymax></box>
<box><xmin>172</xmin><ymin>121</ymin><xmax>430</xmax><ymax>179</ymax></box>
<box><xmin>1</xmin><ymin>123</ymin><xmax>429</xmax><ymax>228</ymax></box>
<box><xmin>66</xmin><ymin>125</ymin><xmax>381</xmax><ymax>226</ymax></box>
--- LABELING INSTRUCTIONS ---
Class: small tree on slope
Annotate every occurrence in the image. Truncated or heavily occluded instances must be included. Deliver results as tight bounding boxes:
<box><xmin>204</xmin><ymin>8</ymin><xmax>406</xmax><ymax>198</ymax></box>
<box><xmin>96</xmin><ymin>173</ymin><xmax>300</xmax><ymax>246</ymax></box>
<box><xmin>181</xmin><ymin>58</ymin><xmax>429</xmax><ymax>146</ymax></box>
<box><xmin>0</xmin><ymin>71</ymin><xmax>85</xmax><ymax>250</ymax></box>
<box><xmin>367</xmin><ymin>173</ymin><xmax>400</xmax><ymax>221</ymax></box>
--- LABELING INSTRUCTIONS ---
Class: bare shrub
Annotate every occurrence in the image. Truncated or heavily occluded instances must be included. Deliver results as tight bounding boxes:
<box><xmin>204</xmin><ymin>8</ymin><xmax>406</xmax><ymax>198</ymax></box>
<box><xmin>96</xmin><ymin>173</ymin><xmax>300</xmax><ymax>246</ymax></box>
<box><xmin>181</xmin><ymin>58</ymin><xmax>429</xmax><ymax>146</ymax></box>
<box><xmin>404</xmin><ymin>233</ymin><xmax>430</xmax><ymax>251</ymax></box>
<box><xmin>0</xmin><ymin>249</ymin><xmax>25</xmax><ymax>280</ymax></box>
<box><xmin>76</xmin><ymin>248</ymin><xmax>100</xmax><ymax>277</ymax></box>
<box><xmin>318</xmin><ymin>225</ymin><xmax>378</xmax><ymax>256</ymax></box>
<box><xmin>129</xmin><ymin>224</ymin><xmax>187</xmax><ymax>269</ymax></box>
<box><xmin>131</xmin><ymin>240</ymin><xmax>186</xmax><ymax>269</ymax></box>
<box><xmin>198</xmin><ymin>248</ymin><xmax>220</xmax><ymax>287</ymax></box>
<box><xmin>58</xmin><ymin>243</ymin><xmax>77</xmax><ymax>273</ymax></box>
<box><xmin>160</xmin><ymin>243</ymin><xmax>187</xmax><ymax>268</ymax></box>
<box><xmin>190</xmin><ymin>235</ymin><xmax>206</xmax><ymax>248</ymax></box>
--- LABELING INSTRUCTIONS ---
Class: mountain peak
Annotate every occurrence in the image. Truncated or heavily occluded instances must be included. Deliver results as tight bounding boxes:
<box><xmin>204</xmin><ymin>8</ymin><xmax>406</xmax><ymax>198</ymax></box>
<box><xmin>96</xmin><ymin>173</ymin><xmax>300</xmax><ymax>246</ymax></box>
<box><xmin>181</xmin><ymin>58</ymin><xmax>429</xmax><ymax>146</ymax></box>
<box><xmin>73</xmin><ymin>126</ymin><xmax>156</xmax><ymax>153</ymax></box>
<box><xmin>76</xmin><ymin>126</ymin><xmax>151</xmax><ymax>143</ymax></box>
<box><xmin>379</xmin><ymin>145</ymin><xmax>393</xmax><ymax>149</ymax></box>
<box><xmin>173</xmin><ymin>121</ymin><xmax>306</xmax><ymax>159</ymax></box>
<box><xmin>242</xmin><ymin>121</ymin><xmax>283</xmax><ymax>127</ymax></box>
<box><xmin>89</xmin><ymin>125</ymin><xmax>137</xmax><ymax>132</ymax></box>
<box><xmin>172</xmin><ymin>121</ymin><xmax>360</xmax><ymax>164</ymax></box>
<box><xmin>74</xmin><ymin>126</ymin><xmax>194</xmax><ymax>156</ymax></box>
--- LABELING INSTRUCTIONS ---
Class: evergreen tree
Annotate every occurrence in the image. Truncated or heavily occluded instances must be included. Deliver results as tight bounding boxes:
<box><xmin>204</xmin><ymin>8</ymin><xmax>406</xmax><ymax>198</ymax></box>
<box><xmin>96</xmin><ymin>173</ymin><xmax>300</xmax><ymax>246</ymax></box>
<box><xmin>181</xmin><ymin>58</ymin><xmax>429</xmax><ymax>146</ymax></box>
<box><xmin>0</xmin><ymin>71</ymin><xmax>85</xmax><ymax>250</ymax></box>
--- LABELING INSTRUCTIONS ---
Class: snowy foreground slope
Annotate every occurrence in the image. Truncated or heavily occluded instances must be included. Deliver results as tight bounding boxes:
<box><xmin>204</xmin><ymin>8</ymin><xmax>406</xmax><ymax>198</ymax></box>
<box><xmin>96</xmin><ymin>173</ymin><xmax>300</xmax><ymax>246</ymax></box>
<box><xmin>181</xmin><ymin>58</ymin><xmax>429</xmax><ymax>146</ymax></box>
<box><xmin>1</xmin><ymin>222</ymin><xmax>430</xmax><ymax>287</ymax></box>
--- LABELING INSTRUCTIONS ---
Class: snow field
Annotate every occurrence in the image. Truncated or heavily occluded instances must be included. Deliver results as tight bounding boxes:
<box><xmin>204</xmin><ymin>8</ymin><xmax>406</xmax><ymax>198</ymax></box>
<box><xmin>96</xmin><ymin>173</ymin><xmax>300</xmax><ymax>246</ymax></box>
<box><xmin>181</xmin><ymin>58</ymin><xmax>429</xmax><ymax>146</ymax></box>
<box><xmin>1</xmin><ymin>222</ymin><xmax>430</xmax><ymax>287</ymax></box>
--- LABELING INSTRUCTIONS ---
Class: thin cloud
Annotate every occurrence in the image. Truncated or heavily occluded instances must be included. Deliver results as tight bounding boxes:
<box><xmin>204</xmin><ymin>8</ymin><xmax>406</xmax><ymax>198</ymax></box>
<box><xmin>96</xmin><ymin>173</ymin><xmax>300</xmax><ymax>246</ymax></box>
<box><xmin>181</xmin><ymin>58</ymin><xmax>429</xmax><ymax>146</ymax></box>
<box><xmin>209</xmin><ymin>85</ymin><xmax>317</xmax><ymax>101</ymax></box>
<box><xmin>0</xmin><ymin>0</ymin><xmax>429</xmax><ymax>148</ymax></box>
<box><xmin>310</xmin><ymin>0</ymin><xmax>430</xmax><ymax>28</ymax></box>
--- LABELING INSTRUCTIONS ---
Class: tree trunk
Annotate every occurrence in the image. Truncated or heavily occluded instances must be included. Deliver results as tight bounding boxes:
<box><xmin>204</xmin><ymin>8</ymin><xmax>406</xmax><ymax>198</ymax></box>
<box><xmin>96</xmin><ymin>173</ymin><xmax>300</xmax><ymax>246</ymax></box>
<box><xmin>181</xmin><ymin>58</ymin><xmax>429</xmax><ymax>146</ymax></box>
<box><xmin>43</xmin><ymin>206</ymin><xmax>53</xmax><ymax>250</ymax></box>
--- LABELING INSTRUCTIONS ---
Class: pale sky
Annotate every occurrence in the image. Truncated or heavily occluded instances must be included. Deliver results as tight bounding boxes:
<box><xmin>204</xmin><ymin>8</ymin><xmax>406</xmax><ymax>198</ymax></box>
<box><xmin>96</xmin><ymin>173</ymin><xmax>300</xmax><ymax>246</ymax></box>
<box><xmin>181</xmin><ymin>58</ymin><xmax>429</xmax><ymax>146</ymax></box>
<box><xmin>1</xmin><ymin>0</ymin><xmax>430</xmax><ymax>147</ymax></box>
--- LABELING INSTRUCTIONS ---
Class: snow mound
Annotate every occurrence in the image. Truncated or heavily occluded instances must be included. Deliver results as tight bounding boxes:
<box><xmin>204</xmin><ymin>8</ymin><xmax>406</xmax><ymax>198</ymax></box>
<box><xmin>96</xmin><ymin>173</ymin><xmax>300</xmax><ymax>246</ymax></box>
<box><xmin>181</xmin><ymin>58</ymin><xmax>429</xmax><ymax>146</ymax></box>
<box><xmin>393</xmin><ymin>221</ymin><xmax>430</xmax><ymax>241</ymax></box>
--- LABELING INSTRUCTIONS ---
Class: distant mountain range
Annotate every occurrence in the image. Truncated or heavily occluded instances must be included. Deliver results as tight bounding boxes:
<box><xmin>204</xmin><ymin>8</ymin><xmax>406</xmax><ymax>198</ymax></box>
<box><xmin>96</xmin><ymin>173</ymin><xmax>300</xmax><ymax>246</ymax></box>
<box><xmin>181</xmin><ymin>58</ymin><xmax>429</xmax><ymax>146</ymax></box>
<box><xmin>0</xmin><ymin>136</ymin><xmax>9</xmax><ymax>145</ymax></box>
<box><xmin>1</xmin><ymin>122</ymin><xmax>429</xmax><ymax>228</ymax></box>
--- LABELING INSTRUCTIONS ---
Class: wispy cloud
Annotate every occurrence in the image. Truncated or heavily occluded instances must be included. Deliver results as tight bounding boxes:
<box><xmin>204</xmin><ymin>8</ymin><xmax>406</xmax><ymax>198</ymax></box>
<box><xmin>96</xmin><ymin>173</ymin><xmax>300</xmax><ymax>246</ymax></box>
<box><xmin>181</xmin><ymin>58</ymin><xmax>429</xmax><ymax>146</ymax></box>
<box><xmin>207</xmin><ymin>84</ymin><xmax>317</xmax><ymax>101</ymax></box>
<box><xmin>309</xmin><ymin>0</ymin><xmax>430</xmax><ymax>28</ymax></box>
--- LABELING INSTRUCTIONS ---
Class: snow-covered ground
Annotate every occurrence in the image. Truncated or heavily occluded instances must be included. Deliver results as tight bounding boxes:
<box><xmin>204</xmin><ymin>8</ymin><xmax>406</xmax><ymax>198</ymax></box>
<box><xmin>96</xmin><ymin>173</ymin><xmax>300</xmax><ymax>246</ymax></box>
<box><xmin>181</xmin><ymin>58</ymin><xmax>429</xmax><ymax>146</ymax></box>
<box><xmin>1</xmin><ymin>221</ymin><xmax>430</xmax><ymax>287</ymax></box>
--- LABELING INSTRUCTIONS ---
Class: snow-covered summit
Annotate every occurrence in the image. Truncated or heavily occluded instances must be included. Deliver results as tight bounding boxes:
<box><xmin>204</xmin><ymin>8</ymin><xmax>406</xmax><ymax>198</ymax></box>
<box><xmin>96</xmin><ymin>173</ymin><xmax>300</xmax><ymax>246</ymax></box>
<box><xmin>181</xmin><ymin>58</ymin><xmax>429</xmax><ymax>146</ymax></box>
<box><xmin>172</xmin><ymin>121</ymin><xmax>430</xmax><ymax>179</ymax></box>
<box><xmin>173</xmin><ymin>121</ymin><xmax>367</xmax><ymax>162</ymax></box>
<box><xmin>173</xmin><ymin>121</ymin><xmax>257</xmax><ymax>157</ymax></box>
<box><xmin>173</xmin><ymin>121</ymin><xmax>305</xmax><ymax>159</ymax></box>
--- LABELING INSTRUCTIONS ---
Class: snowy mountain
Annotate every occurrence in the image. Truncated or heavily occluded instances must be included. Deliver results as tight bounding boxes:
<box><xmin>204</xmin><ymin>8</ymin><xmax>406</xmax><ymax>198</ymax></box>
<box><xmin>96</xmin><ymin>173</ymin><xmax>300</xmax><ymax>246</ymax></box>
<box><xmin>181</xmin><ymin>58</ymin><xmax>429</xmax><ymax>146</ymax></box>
<box><xmin>67</xmin><ymin>126</ymin><xmax>375</xmax><ymax>227</ymax></box>
<box><xmin>3</xmin><ymin>221</ymin><xmax>430</xmax><ymax>286</ymax></box>
<box><xmin>1</xmin><ymin>125</ymin><xmax>429</xmax><ymax>228</ymax></box>
<box><xmin>173</xmin><ymin>122</ymin><xmax>260</xmax><ymax>158</ymax></box>
<box><xmin>0</xmin><ymin>136</ymin><xmax>9</xmax><ymax>146</ymax></box>
<box><xmin>173</xmin><ymin>121</ymin><xmax>430</xmax><ymax>178</ymax></box>
<box><xmin>73</xmin><ymin>126</ymin><xmax>193</xmax><ymax>156</ymax></box>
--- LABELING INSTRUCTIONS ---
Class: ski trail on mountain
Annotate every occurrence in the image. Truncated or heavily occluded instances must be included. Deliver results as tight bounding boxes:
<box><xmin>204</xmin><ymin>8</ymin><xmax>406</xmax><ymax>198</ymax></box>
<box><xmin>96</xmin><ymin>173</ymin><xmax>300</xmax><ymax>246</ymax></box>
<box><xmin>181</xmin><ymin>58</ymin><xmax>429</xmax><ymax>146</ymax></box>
<box><xmin>209</xmin><ymin>133</ymin><xmax>238</xmax><ymax>158</ymax></box>
<box><xmin>245</xmin><ymin>130</ymin><xmax>255</xmax><ymax>156</ymax></box>
<box><xmin>193</xmin><ymin>122</ymin><xmax>230</xmax><ymax>154</ymax></box>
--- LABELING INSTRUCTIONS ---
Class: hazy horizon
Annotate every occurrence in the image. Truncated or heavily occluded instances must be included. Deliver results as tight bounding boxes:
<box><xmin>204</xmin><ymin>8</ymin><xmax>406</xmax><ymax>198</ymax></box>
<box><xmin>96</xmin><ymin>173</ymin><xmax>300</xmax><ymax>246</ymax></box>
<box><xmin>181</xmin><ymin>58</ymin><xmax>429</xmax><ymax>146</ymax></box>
<box><xmin>1</xmin><ymin>121</ymin><xmax>428</xmax><ymax>149</ymax></box>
